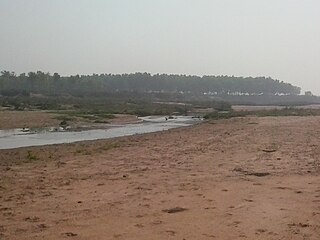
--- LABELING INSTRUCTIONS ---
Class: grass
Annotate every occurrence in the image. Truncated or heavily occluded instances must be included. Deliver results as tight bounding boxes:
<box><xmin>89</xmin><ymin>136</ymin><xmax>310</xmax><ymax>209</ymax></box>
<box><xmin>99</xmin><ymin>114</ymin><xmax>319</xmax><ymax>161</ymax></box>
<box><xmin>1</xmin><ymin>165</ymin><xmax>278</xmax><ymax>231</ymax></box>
<box><xmin>99</xmin><ymin>142</ymin><xmax>121</xmax><ymax>151</ymax></box>
<box><xmin>26</xmin><ymin>151</ymin><xmax>39</xmax><ymax>162</ymax></box>
<box><xmin>204</xmin><ymin>108</ymin><xmax>320</xmax><ymax>120</ymax></box>
<box><xmin>0</xmin><ymin>94</ymin><xmax>231</xmax><ymax>117</ymax></box>
<box><xmin>54</xmin><ymin>110</ymin><xmax>116</xmax><ymax>123</ymax></box>
<box><xmin>73</xmin><ymin>142</ymin><xmax>121</xmax><ymax>156</ymax></box>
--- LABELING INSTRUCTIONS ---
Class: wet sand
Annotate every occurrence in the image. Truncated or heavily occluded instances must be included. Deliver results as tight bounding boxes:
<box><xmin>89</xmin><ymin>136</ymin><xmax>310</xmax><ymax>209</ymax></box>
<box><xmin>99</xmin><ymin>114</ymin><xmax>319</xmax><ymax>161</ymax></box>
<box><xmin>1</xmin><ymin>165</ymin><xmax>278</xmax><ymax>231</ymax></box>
<box><xmin>0</xmin><ymin>116</ymin><xmax>320</xmax><ymax>239</ymax></box>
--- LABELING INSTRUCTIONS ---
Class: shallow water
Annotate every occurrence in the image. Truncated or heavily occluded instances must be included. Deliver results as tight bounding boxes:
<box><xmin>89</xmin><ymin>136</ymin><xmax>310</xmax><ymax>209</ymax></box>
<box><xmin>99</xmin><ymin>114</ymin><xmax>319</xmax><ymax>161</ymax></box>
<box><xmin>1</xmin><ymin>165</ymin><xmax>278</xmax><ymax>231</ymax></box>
<box><xmin>0</xmin><ymin>116</ymin><xmax>201</xmax><ymax>150</ymax></box>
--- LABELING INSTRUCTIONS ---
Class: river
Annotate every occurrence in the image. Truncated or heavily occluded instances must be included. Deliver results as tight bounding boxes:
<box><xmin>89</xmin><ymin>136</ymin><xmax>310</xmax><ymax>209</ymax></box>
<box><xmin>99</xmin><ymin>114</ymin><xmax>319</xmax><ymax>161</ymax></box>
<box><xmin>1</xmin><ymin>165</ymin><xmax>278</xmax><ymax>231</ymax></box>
<box><xmin>0</xmin><ymin>116</ymin><xmax>202</xmax><ymax>150</ymax></box>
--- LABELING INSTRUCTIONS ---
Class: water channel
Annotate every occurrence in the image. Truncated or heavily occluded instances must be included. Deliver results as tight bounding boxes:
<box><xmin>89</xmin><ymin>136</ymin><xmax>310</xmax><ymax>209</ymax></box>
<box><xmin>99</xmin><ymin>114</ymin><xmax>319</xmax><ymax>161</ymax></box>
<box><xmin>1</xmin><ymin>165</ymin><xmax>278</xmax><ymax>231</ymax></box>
<box><xmin>0</xmin><ymin>116</ymin><xmax>202</xmax><ymax>150</ymax></box>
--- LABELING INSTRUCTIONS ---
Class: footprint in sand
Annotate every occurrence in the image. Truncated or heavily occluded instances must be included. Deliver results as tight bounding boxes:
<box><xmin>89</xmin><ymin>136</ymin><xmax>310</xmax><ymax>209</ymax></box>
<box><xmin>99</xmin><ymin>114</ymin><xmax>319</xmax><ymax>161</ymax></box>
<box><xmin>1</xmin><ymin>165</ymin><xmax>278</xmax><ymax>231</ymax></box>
<box><xmin>113</xmin><ymin>234</ymin><xmax>123</xmax><ymax>239</ymax></box>
<box><xmin>151</xmin><ymin>220</ymin><xmax>163</xmax><ymax>225</ymax></box>
<box><xmin>24</xmin><ymin>216</ymin><xmax>40</xmax><ymax>222</ymax></box>
<box><xmin>165</xmin><ymin>230</ymin><xmax>176</xmax><ymax>236</ymax></box>
<box><xmin>202</xmin><ymin>233</ymin><xmax>216</xmax><ymax>238</ymax></box>
<box><xmin>37</xmin><ymin>224</ymin><xmax>48</xmax><ymax>231</ymax></box>
<box><xmin>255</xmin><ymin>229</ymin><xmax>267</xmax><ymax>234</ymax></box>
<box><xmin>134</xmin><ymin>223</ymin><xmax>144</xmax><ymax>228</ymax></box>
<box><xmin>62</xmin><ymin>232</ymin><xmax>78</xmax><ymax>237</ymax></box>
<box><xmin>204</xmin><ymin>207</ymin><xmax>216</xmax><ymax>210</ymax></box>
<box><xmin>162</xmin><ymin>207</ymin><xmax>188</xmax><ymax>214</ymax></box>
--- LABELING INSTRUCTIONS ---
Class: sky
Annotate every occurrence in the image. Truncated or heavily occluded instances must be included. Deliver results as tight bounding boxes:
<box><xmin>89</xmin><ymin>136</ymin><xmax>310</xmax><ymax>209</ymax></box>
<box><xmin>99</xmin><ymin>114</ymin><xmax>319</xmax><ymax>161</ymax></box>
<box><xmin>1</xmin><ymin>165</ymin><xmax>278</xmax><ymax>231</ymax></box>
<box><xmin>0</xmin><ymin>0</ymin><xmax>319</xmax><ymax>94</ymax></box>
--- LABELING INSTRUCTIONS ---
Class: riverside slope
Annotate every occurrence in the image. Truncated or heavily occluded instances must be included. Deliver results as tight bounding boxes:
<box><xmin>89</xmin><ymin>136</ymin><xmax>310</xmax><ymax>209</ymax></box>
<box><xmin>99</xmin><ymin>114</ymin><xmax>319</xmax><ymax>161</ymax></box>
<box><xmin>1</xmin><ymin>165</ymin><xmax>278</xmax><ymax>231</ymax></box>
<box><xmin>0</xmin><ymin>116</ymin><xmax>319</xmax><ymax>239</ymax></box>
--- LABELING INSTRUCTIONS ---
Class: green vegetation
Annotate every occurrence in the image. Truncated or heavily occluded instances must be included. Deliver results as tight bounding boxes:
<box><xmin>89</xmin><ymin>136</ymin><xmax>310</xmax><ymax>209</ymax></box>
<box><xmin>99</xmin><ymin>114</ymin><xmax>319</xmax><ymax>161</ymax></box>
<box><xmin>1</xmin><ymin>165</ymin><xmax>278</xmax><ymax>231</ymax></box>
<box><xmin>2</xmin><ymin>70</ymin><xmax>319</xmax><ymax>111</ymax></box>
<box><xmin>0</xmin><ymin>71</ymin><xmax>300</xmax><ymax>96</ymax></box>
<box><xmin>26</xmin><ymin>151</ymin><xmax>39</xmax><ymax>161</ymax></box>
<box><xmin>55</xmin><ymin>110</ymin><xmax>115</xmax><ymax>122</ymax></box>
<box><xmin>99</xmin><ymin>142</ymin><xmax>121</xmax><ymax>151</ymax></box>
<box><xmin>204</xmin><ymin>108</ymin><xmax>320</xmax><ymax>120</ymax></box>
<box><xmin>0</xmin><ymin>93</ymin><xmax>231</xmax><ymax>117</ymax></box>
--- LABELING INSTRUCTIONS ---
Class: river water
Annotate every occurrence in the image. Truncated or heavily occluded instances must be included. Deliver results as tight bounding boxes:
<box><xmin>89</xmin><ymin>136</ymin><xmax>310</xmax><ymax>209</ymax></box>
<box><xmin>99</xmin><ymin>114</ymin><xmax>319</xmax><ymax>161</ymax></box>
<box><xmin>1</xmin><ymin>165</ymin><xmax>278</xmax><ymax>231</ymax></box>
<box><xmin>0</xmin><ymin>116</ymin><xmax>202</xmax><ymax>150</ymax></box>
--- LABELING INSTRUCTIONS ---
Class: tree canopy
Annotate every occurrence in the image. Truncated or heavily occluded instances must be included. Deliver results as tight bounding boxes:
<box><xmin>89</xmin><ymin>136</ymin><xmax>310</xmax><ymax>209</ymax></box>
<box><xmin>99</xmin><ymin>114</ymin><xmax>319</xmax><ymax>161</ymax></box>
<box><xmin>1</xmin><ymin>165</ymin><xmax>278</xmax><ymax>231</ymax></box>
<box><xmin>0</xmin><ymin>71</ymin><xmax>301</xmax><ymax>97</ymax></box>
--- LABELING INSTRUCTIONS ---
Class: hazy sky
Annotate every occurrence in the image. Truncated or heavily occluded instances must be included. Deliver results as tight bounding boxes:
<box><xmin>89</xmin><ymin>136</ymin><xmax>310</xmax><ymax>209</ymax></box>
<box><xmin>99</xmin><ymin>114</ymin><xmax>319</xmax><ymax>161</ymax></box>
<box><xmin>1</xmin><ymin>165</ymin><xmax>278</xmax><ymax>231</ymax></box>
<box><xmin>1</xmin><ymin>0</ymin><xmax>319</xmax><ymax>94</ymax></box>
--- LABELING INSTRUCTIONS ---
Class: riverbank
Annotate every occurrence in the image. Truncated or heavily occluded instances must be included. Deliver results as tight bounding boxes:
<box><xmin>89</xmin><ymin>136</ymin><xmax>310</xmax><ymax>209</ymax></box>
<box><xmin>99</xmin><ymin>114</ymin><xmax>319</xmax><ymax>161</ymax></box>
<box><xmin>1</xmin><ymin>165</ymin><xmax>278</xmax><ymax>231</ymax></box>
<box><xmin>0</xmin><ymin>116</ymin><xmax>200</xmax><ymax>150</ymax></box>
<box><xmin>0</xmin><ymin>116</ymin><xmax>320</xmax><ymax>239</ymax></box>
<box><xmin>0</xmin><ymin>110</ymin><xmax>139</xmax><ymax>130</ymax></box>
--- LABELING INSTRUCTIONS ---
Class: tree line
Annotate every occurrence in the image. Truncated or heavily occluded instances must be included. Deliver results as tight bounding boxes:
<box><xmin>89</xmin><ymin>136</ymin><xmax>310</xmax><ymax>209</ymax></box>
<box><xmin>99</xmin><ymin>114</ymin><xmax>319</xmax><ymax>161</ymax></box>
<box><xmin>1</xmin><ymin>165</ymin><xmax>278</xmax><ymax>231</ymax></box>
<box><xmin>0</xmin><ymin>71</ymin><xmax>301</xmax><ymax>97</ymax></box>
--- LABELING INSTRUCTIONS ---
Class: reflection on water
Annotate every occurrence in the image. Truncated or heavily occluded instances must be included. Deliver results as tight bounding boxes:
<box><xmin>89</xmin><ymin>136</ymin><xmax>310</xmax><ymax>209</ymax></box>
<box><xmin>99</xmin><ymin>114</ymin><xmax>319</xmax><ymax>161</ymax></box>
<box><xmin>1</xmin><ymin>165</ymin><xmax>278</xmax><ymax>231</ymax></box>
<box><xmin>0</xmin><ymin>116</ymin><xmax>202</xmax><ymax>150</ymax></box>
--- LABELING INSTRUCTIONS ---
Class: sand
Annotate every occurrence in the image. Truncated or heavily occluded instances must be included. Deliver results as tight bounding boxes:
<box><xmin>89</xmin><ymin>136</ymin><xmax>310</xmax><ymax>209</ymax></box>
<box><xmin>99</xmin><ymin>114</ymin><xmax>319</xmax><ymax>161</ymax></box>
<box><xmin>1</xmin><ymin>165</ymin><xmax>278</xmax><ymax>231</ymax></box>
<box><xmin>0</xmin><ymin>111</ymin><xmax>60</xmax><ymax>129</ymax></box>
<box><xmin>0</xmin><ymin>116</ymin><xmax>319</xmax><ymax>239</ymax></box>
<box><xmin>0</xmin><ymin>111</ymin><xmax>139</xmax><ymax>130</ymax></box>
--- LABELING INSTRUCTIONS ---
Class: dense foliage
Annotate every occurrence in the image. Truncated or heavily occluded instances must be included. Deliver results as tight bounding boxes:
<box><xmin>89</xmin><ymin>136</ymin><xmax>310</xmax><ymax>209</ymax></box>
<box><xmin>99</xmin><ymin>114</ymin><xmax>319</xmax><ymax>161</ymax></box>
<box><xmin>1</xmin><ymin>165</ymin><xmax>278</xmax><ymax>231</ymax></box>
<box><xmin>0</xmin><ymin>71</ymin><xmax>301</xmax><ymax>96</ymax></box>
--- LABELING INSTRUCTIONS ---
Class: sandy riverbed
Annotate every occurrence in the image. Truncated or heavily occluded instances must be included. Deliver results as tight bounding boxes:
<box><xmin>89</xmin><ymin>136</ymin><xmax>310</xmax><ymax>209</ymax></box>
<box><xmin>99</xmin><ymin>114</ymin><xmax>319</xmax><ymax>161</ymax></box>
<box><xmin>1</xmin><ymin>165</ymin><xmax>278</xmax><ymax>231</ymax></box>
<box><xmin>0</xmin><ymin>111</ymin><xmax>139</xmax><ymax>130</ymax></box>
<box><xmin>0</xmin><ymin>116</ymin><xmax>319</xmax><ymax>239</ymax></box>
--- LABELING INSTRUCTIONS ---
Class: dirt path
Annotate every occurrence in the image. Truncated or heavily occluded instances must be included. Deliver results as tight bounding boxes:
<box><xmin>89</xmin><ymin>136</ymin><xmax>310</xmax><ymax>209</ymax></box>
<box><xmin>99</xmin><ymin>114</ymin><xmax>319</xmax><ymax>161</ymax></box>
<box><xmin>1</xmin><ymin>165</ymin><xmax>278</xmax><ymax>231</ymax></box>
<box><xmin>0</xmin><ymin>116</ymin><xmax>320</xmax><ymax>239</ymax></box>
